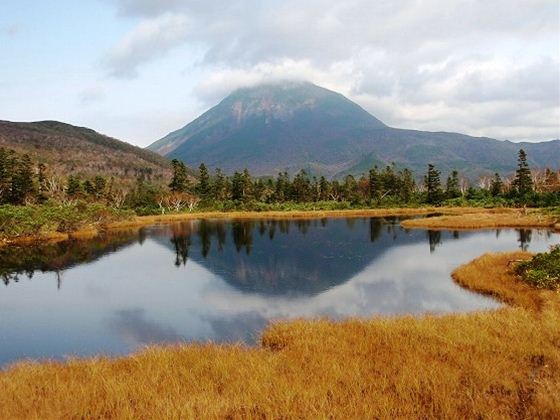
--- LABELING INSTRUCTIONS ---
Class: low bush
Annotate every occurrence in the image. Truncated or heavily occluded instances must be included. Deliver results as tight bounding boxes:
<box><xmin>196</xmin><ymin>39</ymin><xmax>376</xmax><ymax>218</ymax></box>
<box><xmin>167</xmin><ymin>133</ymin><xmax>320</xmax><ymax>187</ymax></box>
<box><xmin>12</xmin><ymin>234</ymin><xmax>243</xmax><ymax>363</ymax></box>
<box><xmin>516</xmin><ymin>245</ymin><xmax>560</xmax><ymax>289</ymax></box>
<box><xmin>0</xmin><ymin>202</ymin><xmax>133</xmax><ymax>238</ymax></box>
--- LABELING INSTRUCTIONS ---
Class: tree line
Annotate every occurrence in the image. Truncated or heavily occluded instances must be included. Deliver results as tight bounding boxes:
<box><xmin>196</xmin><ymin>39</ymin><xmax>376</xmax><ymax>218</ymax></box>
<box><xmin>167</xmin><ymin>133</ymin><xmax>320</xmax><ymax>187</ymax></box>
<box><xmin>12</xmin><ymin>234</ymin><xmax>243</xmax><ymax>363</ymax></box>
<box><xmin>1</xmin><ymin>146</ymin><xmax>559</xmax><ymax>212</ymax></box>
<box><xmin>167</xmin><ymin>149</ymin><xmax>559</xmax><ymax>209</ymax></box>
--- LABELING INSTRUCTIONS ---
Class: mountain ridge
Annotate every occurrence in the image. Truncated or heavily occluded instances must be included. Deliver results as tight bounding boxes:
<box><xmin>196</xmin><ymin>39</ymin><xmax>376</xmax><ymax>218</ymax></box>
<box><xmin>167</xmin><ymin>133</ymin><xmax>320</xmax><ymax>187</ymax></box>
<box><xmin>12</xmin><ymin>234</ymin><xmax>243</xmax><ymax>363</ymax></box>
<box><xmin>148</xmin><ymin>81</ymin><xmax>560</xmax><ymax>179</ymax></box>
<box><xmin>0</xmin><ymin>120</ymin><xmax>173</xmax><ymax>183</ymax></box>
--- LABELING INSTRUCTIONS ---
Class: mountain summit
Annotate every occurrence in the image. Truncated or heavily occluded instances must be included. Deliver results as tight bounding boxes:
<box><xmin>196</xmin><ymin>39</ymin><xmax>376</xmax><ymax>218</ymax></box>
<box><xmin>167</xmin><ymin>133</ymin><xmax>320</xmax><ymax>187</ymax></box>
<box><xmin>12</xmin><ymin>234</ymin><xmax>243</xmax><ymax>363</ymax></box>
<box><xmin>148</xmin><ymin>81</ymin><xmax>559</xmax><ymax>178</ymax></box>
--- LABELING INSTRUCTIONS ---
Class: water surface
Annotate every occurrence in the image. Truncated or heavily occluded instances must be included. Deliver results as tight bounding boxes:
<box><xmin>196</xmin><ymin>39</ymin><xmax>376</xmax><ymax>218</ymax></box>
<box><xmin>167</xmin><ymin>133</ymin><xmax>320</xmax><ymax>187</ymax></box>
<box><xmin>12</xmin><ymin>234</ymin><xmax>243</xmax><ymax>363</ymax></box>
<box><xmin>0</xmin><ymin>217</ymin><xmax>557</xmax><ymax>366</ymax></box>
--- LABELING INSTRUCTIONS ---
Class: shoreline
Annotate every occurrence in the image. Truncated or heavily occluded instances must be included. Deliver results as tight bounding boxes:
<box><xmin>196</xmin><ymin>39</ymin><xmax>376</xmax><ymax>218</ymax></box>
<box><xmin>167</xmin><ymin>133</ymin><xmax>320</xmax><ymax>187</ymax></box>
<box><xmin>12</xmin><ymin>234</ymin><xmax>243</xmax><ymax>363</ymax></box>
<box><xmin>401</xmin><ymin>209</ymin><xmax>558</xmax><ymax>231</ymax></box>
<box><xmin>2</xmin><ymin>206</ymin><xmax>558</xmax><ymax>247</ymax></box>
<box><xmin>1</xmin><ymin>251</ymin><xmax>558</xmax><ymax>417</ymax></box>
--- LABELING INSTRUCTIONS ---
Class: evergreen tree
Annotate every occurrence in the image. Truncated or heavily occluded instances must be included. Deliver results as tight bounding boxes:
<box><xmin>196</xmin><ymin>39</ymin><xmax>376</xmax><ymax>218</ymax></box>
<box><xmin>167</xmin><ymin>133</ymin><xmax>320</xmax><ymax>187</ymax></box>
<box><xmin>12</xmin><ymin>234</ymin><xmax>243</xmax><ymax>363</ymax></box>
<box><xmin>241</xmin><ymin>169</ymin><xmax>253</xmax><ymax>200</ymax></box>
<box><xmin>196</xmin><ymin>163</ymin><xmax>210</xmax><ymax>198</ymax></box>
<box><xmin>0</xmin><ymin>148</ymin><xmax>13</xmax><ymax>203</ymax></box>
<box><xmin>253</xmin><ymin>179</ymin><xmax>266</xmax><ymax>202</ymax></box>
<box><xmin>274</xmin><ymin>172</ymin><xmax>290</xmax><ymax>202</ymax></box>
<box><xmin>310</xmin><ymin>176</ymin><xmax>319</xmax><ymax>201</ymax></box>
<box><xmin>66</xmin><ymin>175</ymin><xmax>82</xmax><ymax>198</ymax></box>
<box><xmin>231</xmin><ymin>171</ymin><xmax>244</xmax><ymax>201</ymax></box>
<box><xmin>381</xmin><ymin>164</ymin><xmax>399</xmax><ymax>196</ymax></box>
<box><xmin>169</xmin><ymin>159</ymin><xmax>190</xmax><ymax>193</ymax></box>
<box><xmin>343</xmin><ymin>174</ymin><xmax>358</xmax><ymax>202</ymax></box>
<box><xmin>543</xmin><ymin>169</ymin><xmax>559</xmax><ymax>192</ymax></box>
<box><xmin>425</xmin><ymin>164</ymin><xmax>443</xmax><ymax>204</ymax></box>
<box><xmin>292</xmin><ymin>170</ymin><xmax>311</xmax><ymax>202</ymax></box>
<box><xmin>512</xmin><ymin>149</ymin><xmax>533</xmax><ymax>195</ymax></box>
<box><xmin>11</xmin><ymin>154</ymin><xmax>35</xmax><ymax>204</ymax></box>
<box><xmin>399</xmin><ymin>168</ymin><xmax>415</xmax><ymax>203</ymax></box>
<box><xmin>490</xmin><ymin>173</ymin><xmax>503</xmax><ymax>196</ymax></box>
<box><xmin>211</xmin><ymin>168</ymin><xmax>226</xmax><ymax>200</ymax></box>
<box><xmin>94</xmin><ymin>176</ymin><xmax>106</xmax><ymax>198</ymax></box>
<box><xmin>36</xmin><ymin>163</ymin><xmax>48</xmax><ymax>202</ymax></box>
<box><xmin>318</xmin><ymin>176</ymin><xmax>330</xmax><ymax>201</ymax></box>
<box><xmin>445</xmin><ymin>170</ymin><xmax>461</xmax><ymax>199</ymax></box>
<box><xmin>83</xmin><ymin>180</ymin><xmax>96</xmax><ymax>196</ymax></box>
<box><xmin>368</xmin><ymin>166</ymin><xmax>380</xmax><ymax>201</ymax></box>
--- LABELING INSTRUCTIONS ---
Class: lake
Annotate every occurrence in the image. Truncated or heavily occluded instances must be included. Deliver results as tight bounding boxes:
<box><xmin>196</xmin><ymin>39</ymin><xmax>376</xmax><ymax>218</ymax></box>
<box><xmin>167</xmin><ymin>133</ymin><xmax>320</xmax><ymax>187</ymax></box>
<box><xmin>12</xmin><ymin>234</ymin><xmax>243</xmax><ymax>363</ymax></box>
<box><xmin>0</xmin><ymin>217</ymin><xmax>558</xmax><ymax>366</ymax></box>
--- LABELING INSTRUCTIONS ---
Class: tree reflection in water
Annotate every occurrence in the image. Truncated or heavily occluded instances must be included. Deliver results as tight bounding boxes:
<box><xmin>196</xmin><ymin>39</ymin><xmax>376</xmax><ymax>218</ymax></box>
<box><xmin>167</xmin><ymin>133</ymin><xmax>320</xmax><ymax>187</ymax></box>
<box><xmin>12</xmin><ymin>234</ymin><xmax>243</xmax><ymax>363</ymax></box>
<box><xmin>0</xmin><ymin>219</ymin><xmax>554</xmax><ymax>294</ymax></box>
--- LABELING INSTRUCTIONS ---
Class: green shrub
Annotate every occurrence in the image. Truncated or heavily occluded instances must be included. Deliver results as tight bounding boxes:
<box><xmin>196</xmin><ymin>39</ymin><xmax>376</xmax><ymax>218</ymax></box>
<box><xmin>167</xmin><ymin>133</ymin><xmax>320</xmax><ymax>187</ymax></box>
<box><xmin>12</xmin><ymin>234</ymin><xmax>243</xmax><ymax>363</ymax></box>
<box><xmin>0</xmin><ymin>202</ymin><xmax>133</xmax><ymax>238</ymax></box>
<box><xmin>515</xmin><ymin>245</ymin><xmax>560</xmax><ymax>290</ymax></box>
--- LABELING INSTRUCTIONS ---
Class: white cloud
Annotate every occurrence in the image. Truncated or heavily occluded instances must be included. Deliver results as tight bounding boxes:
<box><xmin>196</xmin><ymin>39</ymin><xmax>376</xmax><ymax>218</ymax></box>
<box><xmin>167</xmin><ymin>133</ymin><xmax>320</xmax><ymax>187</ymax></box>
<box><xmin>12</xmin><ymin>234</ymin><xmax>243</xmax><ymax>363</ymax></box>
<box><xmin>105</xmin><ymin>13</ymin><xmax>190</xmax><ymax>78</ymax></box>
<box><xmin>103</xmin><ymin>0</ymin><xmax>560</xmax><ymax>141</ymax></box>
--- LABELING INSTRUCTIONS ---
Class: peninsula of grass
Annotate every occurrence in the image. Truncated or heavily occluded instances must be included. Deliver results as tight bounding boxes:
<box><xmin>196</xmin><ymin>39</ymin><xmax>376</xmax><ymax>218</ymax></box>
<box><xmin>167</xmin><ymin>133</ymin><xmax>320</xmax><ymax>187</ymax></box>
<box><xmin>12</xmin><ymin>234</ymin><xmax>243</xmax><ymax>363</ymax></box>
<box><xmin>1</xmin><ymin>250</ymin><xmax>559</xmax><ymax>418</ymax></box>
<box><xmin>400</xmin><ymin>207</ymin><xmax>559</xmax><ymax>231</ymax></box>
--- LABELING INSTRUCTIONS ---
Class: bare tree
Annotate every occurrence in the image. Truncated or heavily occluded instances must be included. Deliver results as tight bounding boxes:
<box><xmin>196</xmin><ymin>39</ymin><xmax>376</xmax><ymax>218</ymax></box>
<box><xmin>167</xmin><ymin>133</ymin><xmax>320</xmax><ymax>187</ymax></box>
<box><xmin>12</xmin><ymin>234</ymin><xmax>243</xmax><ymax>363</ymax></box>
<box><xmin>110</xmin><ymin>189</ymin><xmax>127</xmax><ymax>209</ymax></box>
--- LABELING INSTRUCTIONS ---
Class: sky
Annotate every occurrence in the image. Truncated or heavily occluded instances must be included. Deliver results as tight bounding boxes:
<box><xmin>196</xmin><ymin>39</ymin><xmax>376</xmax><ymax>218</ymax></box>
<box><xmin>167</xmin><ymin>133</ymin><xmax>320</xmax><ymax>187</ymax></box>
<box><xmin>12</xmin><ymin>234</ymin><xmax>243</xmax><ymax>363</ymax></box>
<box><xmin>0</xmin><ymin>0</ymin><xmax>559</xmax><ymax>147</ymax></box>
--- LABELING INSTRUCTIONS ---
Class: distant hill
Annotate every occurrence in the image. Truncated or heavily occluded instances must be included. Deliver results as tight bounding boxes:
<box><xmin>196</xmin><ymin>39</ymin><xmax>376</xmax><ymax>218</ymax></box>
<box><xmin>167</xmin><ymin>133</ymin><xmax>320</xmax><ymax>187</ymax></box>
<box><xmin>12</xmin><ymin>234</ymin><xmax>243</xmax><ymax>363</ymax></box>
<box><xmin>0</xmin><ymin>120</ymin><xmax>173</xmax><ymax>182</ymax></box>
<box><xmin>148</xmin><ymin>81</ymin><xmax>560</xmax><ymax>179</ymax></box>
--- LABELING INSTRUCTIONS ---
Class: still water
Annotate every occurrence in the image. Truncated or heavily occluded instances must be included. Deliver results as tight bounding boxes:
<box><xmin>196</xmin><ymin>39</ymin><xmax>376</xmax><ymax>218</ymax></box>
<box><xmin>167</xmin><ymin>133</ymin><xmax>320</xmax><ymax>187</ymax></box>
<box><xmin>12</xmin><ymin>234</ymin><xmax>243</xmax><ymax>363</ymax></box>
<box><xmin>0</xmin><ymin>217</ymin><xmax>558</xmax><ymax>366</ymax></box>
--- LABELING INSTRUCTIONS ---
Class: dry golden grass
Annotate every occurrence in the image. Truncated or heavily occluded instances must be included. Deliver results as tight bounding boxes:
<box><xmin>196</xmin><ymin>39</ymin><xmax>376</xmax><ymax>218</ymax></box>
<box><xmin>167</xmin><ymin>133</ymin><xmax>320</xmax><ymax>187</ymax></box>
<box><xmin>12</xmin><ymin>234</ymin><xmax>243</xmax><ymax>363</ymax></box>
<box><xmin>1</xmin><ymin>252</ymin><xmax>559</xmax><ymax>419</ymax></box>
<box><xmin>112</xmin><ymin>207</ymin><xmax>443</xmax><ymax>228</ymax></box>
<box><xmin>401</xmin><ymin>209</ymin><xmax>557</xmax><ymax>230</ymax></box>
<box><xmin>452</xmin><ymin>252</ymin><xmax>543</xmax><ymax>311</ymax></box>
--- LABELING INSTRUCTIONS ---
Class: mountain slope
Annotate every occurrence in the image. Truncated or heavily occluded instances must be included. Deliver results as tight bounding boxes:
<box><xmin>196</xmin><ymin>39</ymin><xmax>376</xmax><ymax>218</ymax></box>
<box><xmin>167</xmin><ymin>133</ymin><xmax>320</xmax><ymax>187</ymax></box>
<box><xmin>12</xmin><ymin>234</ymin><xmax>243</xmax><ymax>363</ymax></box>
<box><xmin>148</xmin><ymin>81</ymin><xmax>560</xmax><ymax>178</ymax></box>
<box><xmin>0</xmin><ymin>120</ymin><xmax>172</xmax><ymax>182</ymax></box>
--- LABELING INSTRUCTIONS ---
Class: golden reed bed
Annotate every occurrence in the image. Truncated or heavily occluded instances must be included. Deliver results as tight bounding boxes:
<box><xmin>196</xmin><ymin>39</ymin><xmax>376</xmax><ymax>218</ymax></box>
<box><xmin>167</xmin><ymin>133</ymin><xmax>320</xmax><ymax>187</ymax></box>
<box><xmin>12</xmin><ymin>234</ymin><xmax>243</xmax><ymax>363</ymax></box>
<box><xmin>401</xmin><ymin>208</ymin><xmax>558</xmax><ymax>231</ymax></box>
<box><xmin>0</xmin><ymin>251</ymin><xmax>558</xmax><ymax>418</ymax></box>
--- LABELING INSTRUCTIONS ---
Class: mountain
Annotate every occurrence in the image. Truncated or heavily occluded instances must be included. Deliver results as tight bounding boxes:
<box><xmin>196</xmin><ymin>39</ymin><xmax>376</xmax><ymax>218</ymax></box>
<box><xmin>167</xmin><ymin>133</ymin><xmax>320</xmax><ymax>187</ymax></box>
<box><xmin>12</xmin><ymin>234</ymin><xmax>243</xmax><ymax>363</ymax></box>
<box><xmin>0</xmin><ymin>120</ymin><xmax>172</xmax><ymax>182</ymax></box>
<box><xmin>148</xmin><ymin>81</ymin><xmax>560</xmax><ymax>178</ymax></box>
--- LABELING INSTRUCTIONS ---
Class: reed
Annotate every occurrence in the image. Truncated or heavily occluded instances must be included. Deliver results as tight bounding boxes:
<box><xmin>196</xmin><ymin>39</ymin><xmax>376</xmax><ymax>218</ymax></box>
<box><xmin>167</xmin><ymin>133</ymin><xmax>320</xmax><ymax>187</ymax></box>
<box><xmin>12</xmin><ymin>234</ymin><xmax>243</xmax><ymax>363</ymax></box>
<box><xmin>400</xmin><ymin>209</ymin><xmax>557</xmax><ymax>230</ymax></box>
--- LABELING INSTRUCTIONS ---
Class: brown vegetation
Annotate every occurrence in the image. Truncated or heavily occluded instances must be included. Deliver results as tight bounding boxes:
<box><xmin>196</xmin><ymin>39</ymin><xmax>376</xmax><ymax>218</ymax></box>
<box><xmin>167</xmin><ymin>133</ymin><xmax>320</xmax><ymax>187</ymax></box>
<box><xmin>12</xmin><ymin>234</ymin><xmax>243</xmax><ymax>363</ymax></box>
<box><xmin>1</xmin><ymin>252</ymin><xmax>559</xmax><ymax>418</ymax></box>
<box><xmin>0</xmin><ymin>120</ymin><xmax>172</xmax><ymax>184</ymax></box>
<box><xmin>401</xmin><ymin>208</ymin><xmax>558</xmax><ymax>230</ymax></box>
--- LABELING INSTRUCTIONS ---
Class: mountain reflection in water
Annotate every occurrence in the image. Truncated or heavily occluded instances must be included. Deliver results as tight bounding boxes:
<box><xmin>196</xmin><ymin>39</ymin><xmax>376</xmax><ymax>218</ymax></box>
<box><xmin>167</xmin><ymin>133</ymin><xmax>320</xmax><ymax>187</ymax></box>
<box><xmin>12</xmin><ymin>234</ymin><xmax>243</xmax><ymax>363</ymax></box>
<box><xmin>0</xmin><ymin>217</ymin><xmax>557</xmax><ymax>366</ymax></box>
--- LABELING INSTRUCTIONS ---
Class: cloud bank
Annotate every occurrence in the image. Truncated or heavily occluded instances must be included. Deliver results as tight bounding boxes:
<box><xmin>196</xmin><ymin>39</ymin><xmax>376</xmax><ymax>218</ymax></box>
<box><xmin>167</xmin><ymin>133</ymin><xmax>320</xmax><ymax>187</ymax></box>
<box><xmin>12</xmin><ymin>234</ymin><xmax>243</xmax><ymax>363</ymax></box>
<box><xmin>104</xmin><ymin>0</ymin><xmax>560</xmax><ymax>141</ymax></box>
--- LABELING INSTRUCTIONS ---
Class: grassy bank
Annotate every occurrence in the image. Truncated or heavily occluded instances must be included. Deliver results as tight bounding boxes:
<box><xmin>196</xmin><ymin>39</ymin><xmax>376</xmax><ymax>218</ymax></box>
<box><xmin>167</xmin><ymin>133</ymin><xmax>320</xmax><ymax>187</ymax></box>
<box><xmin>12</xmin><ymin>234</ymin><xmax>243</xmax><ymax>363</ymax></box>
<box><xmin>400</xmin><ymin>207</ymin><xmax>559</xmax><ymax>230</ymax></box>
<box><xmin>1</xmin><ymin>252</ymin><xmax>559</xmax><ymax>418</ymax></box>
<box><xmin>0</xmin><ymin>202</ymin><xmax>133</xmax><ymax>246</ymax></box>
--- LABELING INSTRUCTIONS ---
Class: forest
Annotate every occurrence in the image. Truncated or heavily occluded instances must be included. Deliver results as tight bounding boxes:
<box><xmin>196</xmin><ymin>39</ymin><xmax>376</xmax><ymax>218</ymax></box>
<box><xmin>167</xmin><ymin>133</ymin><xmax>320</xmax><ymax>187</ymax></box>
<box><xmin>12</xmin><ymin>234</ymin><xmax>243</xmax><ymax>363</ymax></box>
<box><xmin>1</xmin><ymin>146</ymin><xmax>559</xmax><ymax>218</ymax></box>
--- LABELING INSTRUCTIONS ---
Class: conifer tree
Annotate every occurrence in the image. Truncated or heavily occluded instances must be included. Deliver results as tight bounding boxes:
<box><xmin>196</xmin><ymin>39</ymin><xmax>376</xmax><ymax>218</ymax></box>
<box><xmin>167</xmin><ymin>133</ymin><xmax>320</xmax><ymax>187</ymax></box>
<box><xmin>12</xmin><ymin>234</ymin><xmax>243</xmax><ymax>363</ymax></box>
<box><xmin>425</xmin><ymin>164</ymin><xmax>443</xmax><ymax>204</ymax></box>
<box><xmin>399</xmin><ymin>168</ymin><xmax>415</xmax><ymax>202</ymax></box>
<box><xmin>318</xmin><ymin>176</ymin><xmax>330</xmax><ymax>201</ymax></box>
<box><xmin>512</xmin><ymin>149</ymin><xmax>533</xmax><ymax>195</ymax></box>
<box><xmin>66</xmin><ymin>175</ymin><xmax>82</xmax><ymax>198</ymax></box>
<box><xmin>343</xmin><ymin>174</ymin><xmax>358</xmax><ymax>202</ymax></box>
<box><xmin>11</xmin><ymin>154</ymin><xmax>35</xmax><ymax>204</ymax></box>
<box><xmin>169</xmin><ymin>159</ymin><xmax>190</xmax><ymax>193</ymax></box>
<box><xmin>231</xmin><ymin>171</ymin><xmax>244</xmax><ymax>201</ymax></box>
<box><xmin>94</xmin><ymin>176</ymin><xmax>106</xmax><ymax>198</ymax></box>
<box><xmin>292</xmin><ymin>170</ymin><xmax>311</xmax><ymax>202</ymax></box>
<box><xmin>211</xmin><ymin>168</ymin><xmax>226</xmax><ymax>200</ymax></box>
<box><xmin>490</xmin><ymin>173</ymin><xmax>503</xmax><ymax>196</ymax></box>
<box><xmin>445</xmin><ymin>170</ymin><xmax>461</xmax><ymax>198</ymax></box>
<box><xmin>241</xmin><ymin>169</ymin><xmax>253</xmax><ymax>200</ymax></box>
<box><xmin>196</xmin><ymin>163</ymin><xmax>210</xmax><ymax>198</ymax></box>
<box><xmin>36</xmin><ymin>163</ymin><xmax>48</xmax><ymax>202</ymax></box>
<box><xmin>368</xmin><ymin>166</ymin><xmax>380</xmax><ymax>201</ymax></box>
<box><xmin>0</xmin><ymin>148</ymin><xmax>12</xmax><ymax>203</ymax></box>
<box><xmin>83</xmin><ymin>180</ymin><xmax>95</xmax><ymax>196</ymax></box>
